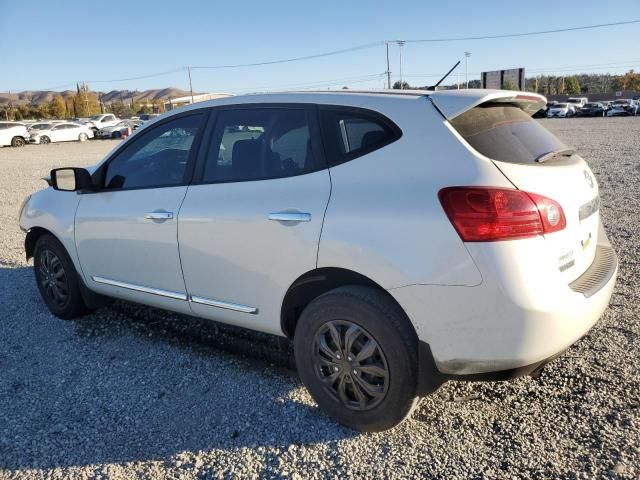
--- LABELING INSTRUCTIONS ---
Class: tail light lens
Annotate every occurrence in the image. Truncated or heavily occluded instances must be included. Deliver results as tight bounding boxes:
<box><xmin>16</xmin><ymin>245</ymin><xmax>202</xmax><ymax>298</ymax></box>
<box><xmin>439</xmin><ymin>187</ymin><xmax>566</xmax><ymax>242</ymax></box>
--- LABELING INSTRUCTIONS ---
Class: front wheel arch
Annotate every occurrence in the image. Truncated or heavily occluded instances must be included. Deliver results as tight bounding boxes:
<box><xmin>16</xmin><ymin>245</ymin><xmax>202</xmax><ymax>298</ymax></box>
<box><xmin>25</xmin><ymin>226</ymin><xmax>55</xmax><ymax>260</ymax></box>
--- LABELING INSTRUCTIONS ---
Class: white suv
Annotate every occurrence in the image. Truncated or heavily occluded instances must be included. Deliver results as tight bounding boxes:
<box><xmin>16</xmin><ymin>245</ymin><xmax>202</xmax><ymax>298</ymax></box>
<box><xmin>0</xmin><ymin>121</ymin><xmax>30</xmax><ymax>147</ymax></box>
<box><xmin>19</xmin><ymin>90</ymin><xmax>618</xmax><ymax>431</ymax></box>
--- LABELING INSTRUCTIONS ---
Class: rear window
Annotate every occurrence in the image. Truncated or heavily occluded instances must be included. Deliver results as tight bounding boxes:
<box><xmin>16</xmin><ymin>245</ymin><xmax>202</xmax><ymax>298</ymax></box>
<box><xmin>449</xmin><ymin>103</ymin><xmax>569</xmax><ymax>164</ymax></box>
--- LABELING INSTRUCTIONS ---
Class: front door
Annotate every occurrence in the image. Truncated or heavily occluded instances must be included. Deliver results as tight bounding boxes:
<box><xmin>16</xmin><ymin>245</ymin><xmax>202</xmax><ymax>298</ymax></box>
<box><xmin>178</xmin><ymin>105</ymin><xmax>331</xmax><ymax>334</ymax></box>
<box><xmin>75</xmin><ymin>111</ymin><xmax>206</xmax><ymax>313</ymax></box>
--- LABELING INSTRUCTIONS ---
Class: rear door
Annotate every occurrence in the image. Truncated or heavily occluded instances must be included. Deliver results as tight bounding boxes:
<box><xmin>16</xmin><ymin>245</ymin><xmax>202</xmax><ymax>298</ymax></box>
<box><xmin>438</xmin><ymin>94</ymin><xmax>600</xmax><ymax>282</ymax></box>
<box><xmin>178</xmin><ymin>105</ymin><xmax>330</xmax><ymax>335</ymax></box>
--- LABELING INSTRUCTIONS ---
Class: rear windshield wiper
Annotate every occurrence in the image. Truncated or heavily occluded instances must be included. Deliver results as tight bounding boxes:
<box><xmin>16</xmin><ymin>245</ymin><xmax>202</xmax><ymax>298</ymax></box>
<box><xmin>535</xmin><ymin>147</ymin><xmax>576</xmax><ymax>163</ymax></box>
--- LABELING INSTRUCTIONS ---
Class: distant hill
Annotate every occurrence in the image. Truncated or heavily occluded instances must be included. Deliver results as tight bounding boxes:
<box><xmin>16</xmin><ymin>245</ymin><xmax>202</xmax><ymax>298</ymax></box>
<box><xmin>0</xmin><ymin>88</ymin><xmax>194</xmax><ymax>106</ymax></box>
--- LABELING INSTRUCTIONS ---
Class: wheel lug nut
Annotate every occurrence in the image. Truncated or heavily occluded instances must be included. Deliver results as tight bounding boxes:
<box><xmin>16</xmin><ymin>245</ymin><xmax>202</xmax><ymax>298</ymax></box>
<box><xmin>336</xmin><ymin>354</ymin><xmax>341</xmax><ymax>359</ymax></box>
<box><xmin>353</xmin><ymin>369</ymin><xmax>358</xmax><ymax>375</ymax></box>
<box><xmin>347</xmin><ymin>356</ymin><xmax>353</xmax><ymax>361</ymax></box>
<box><xmin>333</xmin><ymin>366</ymin><xmax>339</xmax><ymax>372</ymax></box>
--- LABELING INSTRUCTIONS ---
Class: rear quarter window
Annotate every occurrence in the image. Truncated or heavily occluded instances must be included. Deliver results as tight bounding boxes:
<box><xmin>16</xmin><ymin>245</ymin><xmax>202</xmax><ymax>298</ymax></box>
<box><xmin>449</xmin><ymin>104</ymin><xmax>570</xmax><ymax>164</ymax></box>
<box><xmin>319</xmin><ymin>107</ymin><xmax>401</xmax><ymax>167</ymax></box>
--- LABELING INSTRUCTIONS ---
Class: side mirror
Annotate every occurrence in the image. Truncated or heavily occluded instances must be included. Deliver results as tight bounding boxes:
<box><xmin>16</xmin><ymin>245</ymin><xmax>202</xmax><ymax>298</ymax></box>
<box><xmin>50</xmin><ymin>168</ymin><xmax>94</xmax><ymax>192</ymax></box>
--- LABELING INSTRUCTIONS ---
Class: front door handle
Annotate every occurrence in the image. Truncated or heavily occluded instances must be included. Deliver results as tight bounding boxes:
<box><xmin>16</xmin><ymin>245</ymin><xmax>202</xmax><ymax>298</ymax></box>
<box><xmin>145</xmin><ymin>211</ymin><xmax>174</xmax><ymax>221</ymax></box>
<box><xmin>268</xmin><ymin>212</ymin><xmax>311</xmax><ymax>222</ymax></box>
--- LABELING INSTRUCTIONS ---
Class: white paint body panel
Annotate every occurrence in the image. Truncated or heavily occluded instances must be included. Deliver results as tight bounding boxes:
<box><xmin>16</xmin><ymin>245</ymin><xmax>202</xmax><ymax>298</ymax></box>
<box><xmin>317</xmin><ymin>98</ymin><xmax>489</xmax><ymax>288</ymax></box>
<box><xmin>391</xmin><ymin>224</ymin><xmax>616</xmax><ymax>374</ymax></box>
<box><xmin>178</xmin><ymin>170</ymin><xmax>331</xmax><ymax>335</ymax></box>
<box><xmin>74</xmin><ymin>187</ymin><xmax>192</xmax><ymax>315</ymax></box>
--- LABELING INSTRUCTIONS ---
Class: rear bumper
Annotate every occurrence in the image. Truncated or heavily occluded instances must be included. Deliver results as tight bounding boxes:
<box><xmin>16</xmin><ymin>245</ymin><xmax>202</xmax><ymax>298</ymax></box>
<box><xmin>392</xmin><ymin>228</ymin><xmax>618</xmax><ymax>376</ymax></box>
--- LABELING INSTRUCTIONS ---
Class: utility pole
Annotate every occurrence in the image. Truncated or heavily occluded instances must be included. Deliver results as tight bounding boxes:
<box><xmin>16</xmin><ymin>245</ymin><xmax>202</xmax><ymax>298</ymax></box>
<box><xmin>464</xmin><ymin>52</ymin><xmax>471</xmax><ymax>88</ymax></box>
<box><xmin>385</xmin><ymin>42</ymin><xmax>391</xmax><ymax>89</ymax></box>
<box><xmin>187</xmin><ymin>67</ymin><xmax>194</xmax><ymax>104</ymax></box>
<box><xmin>397</xmin><ymin>41</ymin><xmax>406</xmax><ymax>89</ymax></box>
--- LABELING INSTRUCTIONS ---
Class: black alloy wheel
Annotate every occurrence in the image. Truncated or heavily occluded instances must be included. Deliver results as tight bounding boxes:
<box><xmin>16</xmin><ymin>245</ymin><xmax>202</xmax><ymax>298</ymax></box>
<box><xmin>36</xmin><ymin>249</ymin><xmax>69</xmax><ymax>309</ymax></box>
<box><xmin>312</xmin><ymin>320</ymin><xmax>389</xmax><ymax>411</ymax></box>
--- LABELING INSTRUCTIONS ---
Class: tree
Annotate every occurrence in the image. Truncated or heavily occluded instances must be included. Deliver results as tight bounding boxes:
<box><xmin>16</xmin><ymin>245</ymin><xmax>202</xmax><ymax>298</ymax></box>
<box><xmin>73</xmin><ymin>83</ymin><xmax>101</xmax><ymax>116</ymax></box>
<box><xmin>612</xmin><ymin>69</ymin><xmax>640</xmax><ymax>91</ymax></box>
<box><xmin>564</xmin><ymin>76</ymin><xmax>581</xmax><ymax>95</ymax></box>
<box><xmin>392</xmin><ymin>80</ymin><xmax>412</xmax><ymax>90</ymax></box>
<box><xmin>502</xmin><ymin>79</ymin><xmax>518</xmax><ymax>91</ymax></box>
<box><xmin>38</xmin><ymin>103</ymin><xmax>50</xmax><ymax>119</ymax></box>
<box><xmin>49</xmin><ymin>95</ymin><xmax>66</xmax><ymax>119</ymax></box>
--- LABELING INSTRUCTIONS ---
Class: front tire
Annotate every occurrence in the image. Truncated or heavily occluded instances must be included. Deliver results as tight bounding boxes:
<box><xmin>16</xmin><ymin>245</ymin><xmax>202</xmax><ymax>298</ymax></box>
<box><xmin>294</xmin><ymin>286</ymin><xmax>419</xmax><ymax>432</ymax></box>
<box><xmin>33</xmin><ymin>234</ymin><xmax>88</xmax><ymax>319</ymax></box>
<box><xmin>40</xmin><ymin>136</ymin><xmax>51</xmax><ymax>144</ymax></box>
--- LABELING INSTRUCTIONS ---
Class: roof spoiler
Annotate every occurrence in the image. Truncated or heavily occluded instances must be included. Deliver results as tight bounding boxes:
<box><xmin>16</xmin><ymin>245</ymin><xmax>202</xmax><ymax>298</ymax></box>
<box><xmin>429</xmin><ymin>89</ymin><xmax>547</xmax><ymax>120</ymax></box>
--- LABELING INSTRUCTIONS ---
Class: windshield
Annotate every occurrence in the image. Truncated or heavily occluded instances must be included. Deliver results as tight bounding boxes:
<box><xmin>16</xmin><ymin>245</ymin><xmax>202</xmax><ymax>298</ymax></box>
<box><xmin>554</xmin><ymin>103</ymin><xmax>568</xmax><ymax>108</ymax></box>
<box><xmin>90</xmin><ymin>115</ymin><xmax>103</xmax><ymax>120</ymax></box>
<box><xmin>584</xmin><ymin>103</ymin><xmax>598</xmax><ymax>108</ymax></box>
<box><xmin>449</xmin><ymin>103</ymin><xmax>570</xmax><ymax>165</ymax></box>
<box><xmin>613</xmin><ymin>100</ymin><xmax>629</xmax><ymax>104</ymax></box>
<box><xmin>31</xmin><ymin>124</ymin><xmax>52</xmax><ymax>130</ymax></box>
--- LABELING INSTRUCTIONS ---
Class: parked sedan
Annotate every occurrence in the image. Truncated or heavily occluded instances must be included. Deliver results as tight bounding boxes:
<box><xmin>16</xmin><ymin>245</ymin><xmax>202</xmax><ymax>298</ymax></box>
<box><xmin>29</xmin><ymin>122</ymin><xmax>94</xmax><ymax>144</ymax></box>
<box><xmin>28</xmin><ymin>122</ymin><xmax>54</xmax><ymax>133</ymax></box>
<box><xmin>606</xmin><ymin>99</ymin><xmax>638</xmax><ymax>117</ymax></box>
<box><xmin>546</xmin><ymin>103</ymin><xmax>575</xmax><ymax>118</ymax></box>
<box><xmin>576</xmin><ymin>103</ymin><xmax>606</xmax><ymax>117</ymax></box>
<box><xmin>96</xmin><ymin>120</ymin><xmax>143</xmax><ymax>139</ymax></box>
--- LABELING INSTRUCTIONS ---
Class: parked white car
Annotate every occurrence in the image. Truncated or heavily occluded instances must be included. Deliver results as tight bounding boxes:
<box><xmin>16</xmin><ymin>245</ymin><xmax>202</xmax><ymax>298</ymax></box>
<box><xmin>567</xmin><ymin>97</ymin><xmax>588</xmax><ymax>108</ymax></box>
<box><xmin>85</xmin><ymin>114</ymin><xmax>120</xmax><ymax>135</ymax></box>
<box><xmin>96</xmin><ymin>120</ymin><xmax>143</xmax><ymax>138</ymax></box>
<box><xmin>29</xmin><ymin>122</ymin><xmax>94</xmax><ymax>144</ymax></box>
<box><xmin>547</xmin><ymin>103</ymin><xmax>575</xmax><ymax>118</ymax></box>
<box><xmin>0</xmin><ymin>121</ymin><xmax>30</xmax><ymax>147</ymax></box>
<box><xmin>28</xmin><ymin>122</ymin><xmax>55</xmax><ymax>133</ymax></box>
<box><xmin>19</xmin><ymin>90</ymin><xmax>618</xmax><ymax>431</ymax></box>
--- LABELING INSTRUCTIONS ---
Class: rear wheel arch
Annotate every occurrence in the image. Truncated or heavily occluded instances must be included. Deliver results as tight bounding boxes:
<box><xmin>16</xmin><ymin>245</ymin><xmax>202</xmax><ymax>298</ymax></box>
<box><xmin>280</xmin><ymin>267</ymin><xmax>415</xmax><ymax>339</ymax></box>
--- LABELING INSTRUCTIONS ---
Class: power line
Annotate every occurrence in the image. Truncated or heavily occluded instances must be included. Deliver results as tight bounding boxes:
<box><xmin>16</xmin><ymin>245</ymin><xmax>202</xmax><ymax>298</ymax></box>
<box><xmin>191</xmin><ymin>42</ymin><xmax>384</xmax><ymax>70</ymax></box>
<box><xmin>86</xmin><ymin>67</ymin><xmax>186</xmax><ymax>84</ymax></box>
<box><xmin>401</xmin><ymin>19</ymin><xmax>640</xmax><ymax>43</ymax></box>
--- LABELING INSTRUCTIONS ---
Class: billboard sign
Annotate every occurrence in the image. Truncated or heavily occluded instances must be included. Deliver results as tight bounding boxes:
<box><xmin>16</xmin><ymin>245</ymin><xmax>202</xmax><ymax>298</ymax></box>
<box><xmin>481</xmin><ymin>68</ymin><xmax>526</xmax><ymax>90</ymax></box>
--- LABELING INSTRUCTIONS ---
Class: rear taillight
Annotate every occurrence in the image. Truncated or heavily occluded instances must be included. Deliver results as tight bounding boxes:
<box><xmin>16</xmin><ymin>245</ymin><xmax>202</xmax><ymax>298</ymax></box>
<box><xmin>438</xmin><ymin>187</ymin><xmax>566</xmax><ymax>242</ymax></box>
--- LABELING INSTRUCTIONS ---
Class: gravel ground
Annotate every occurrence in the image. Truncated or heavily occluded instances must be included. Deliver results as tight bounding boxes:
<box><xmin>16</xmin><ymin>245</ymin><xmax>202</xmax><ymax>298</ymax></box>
<box><xmin>0</xmin><ymin>120</ymin><xmax>638</xmax><ymax>479</ymax></box>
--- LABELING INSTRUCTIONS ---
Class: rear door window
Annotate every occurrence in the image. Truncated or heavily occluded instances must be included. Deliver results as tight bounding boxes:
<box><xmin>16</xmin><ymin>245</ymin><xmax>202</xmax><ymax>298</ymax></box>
<box><xmin>319</xmin><ymin>108</ymin><xmax>401</xmax><ymax>166</ymax></box>
<box><xmin>202</xmin><ymin>107</ymin><xmax>319</xmax><ymax>183</ymax></box>
<box><xmin>449</xmin><ymin>103</ymin><xmax>570</xmax><ymax>164</ymax></box>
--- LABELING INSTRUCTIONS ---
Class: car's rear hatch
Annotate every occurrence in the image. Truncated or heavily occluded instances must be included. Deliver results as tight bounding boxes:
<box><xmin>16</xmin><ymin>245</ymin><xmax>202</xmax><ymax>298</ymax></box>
<box><xmin>431</xmin><ymin>90</ymin><xmax>600</xmax><ymax>283</ymax></box>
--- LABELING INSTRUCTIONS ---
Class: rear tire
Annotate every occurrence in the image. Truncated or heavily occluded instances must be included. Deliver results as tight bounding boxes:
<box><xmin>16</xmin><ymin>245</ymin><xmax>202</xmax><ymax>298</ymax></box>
<box><xmin>78</xmin><ymin>133</ymin><xmax>88</xmax><ymax>142</ymax></box>
<box><xmin>33</xmin><ymin>234</ymin><xmax>88</xmax><ymax>319</ymax></box>
<box><xmin>11</xmin><ymin>137</ymin><xmax>25</xmax><ymax>147</ymax></box>
<box><xmin>112</xmin><ymin>131</ymin><xmax>122</xmax><ymax>139</ymax></box>
<box><xmin>294</xmin><ymin>286</ymin><xmax>419</xmax><ymax>432</ymax></box>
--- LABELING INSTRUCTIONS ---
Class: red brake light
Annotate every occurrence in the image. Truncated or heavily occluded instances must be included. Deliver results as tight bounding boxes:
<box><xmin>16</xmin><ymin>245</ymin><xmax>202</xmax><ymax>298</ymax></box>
<box><xmin>438</xmin><ymin>187</ymin><xmax>566</xmax><ymax>242</ymax></box>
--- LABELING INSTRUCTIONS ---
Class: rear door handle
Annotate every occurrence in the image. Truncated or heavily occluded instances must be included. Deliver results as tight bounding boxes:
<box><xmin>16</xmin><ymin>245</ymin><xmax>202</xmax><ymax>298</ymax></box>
<box><xmin>268</xmin><ymin>212</ymin><xmax>311</xmax><ymax>222</ymax></box>
<box><xmin>145</xmin><ymin>210</ymin><xmax>174</xmax><ymax>220</ymax></box>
